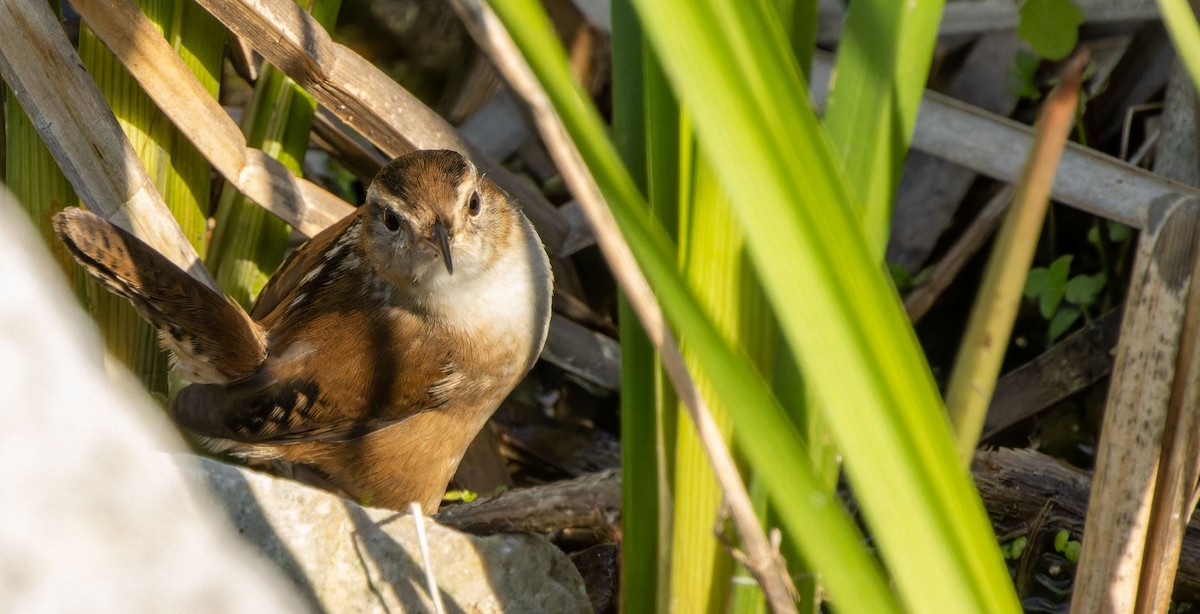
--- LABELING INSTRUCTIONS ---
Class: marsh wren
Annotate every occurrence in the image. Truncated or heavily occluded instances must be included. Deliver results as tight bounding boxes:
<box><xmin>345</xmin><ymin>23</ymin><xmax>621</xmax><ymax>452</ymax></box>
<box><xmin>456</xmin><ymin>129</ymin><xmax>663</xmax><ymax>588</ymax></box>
<box><xmin>54</xmin><ymin>150</ymin><xmax>553</xmax><ymax>511</ymax></box>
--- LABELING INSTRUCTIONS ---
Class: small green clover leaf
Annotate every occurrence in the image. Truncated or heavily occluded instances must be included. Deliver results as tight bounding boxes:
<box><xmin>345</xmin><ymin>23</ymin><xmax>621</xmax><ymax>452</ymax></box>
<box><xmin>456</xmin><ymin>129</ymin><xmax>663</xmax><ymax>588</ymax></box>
<box><xmin>1009</xmin><ymin>51</ymin><xmax>1042</xmax><ymax>101</ymax></box>
<box><xmin>1048</xmin><ymin>305</ymin><xmax>1081</xmax><ymax>343</ymax></box>
<box><xmin>1018</xmin><ymin>0</ymin><xmax>1085</xmax><ymax>60</ymax></box>
<box><xmin>1001</xmin><ymin>536</ymin><xmax>1029</xmax><ymax>560</ymax></box>
<box><xmin>1054</xmin><ymin>529</ymin><xmax>1082</xmax><ymax>563</ymax></box>
<box><xmin>1025</xmin><ymin>254</ymin><xmax>1073</xmax><ymax>319</ymax></box>
<box><xmin>1108</xmin><ymin>221</ymin><xmax>1132</xmax><ymax>242</ymax></box>
<box><xmin>888</xmin><ymin>261</ymin><xmax>913</xmax><ymax>291</ymax></box>
<box><xmin>1065</xmin><ymin>272</ymin><xmax>1106</xmax><ymax>307</ymax></box>
<box><xmin>1088</xmin><ymin>220</ymin><xmax>1132</xmax><ymax>246</ymax></box>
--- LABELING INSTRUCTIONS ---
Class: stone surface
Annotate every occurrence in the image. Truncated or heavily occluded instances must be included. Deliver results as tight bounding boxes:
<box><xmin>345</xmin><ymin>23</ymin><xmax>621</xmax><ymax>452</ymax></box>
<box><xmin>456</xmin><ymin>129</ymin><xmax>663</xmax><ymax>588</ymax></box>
<box><xmin>0</xmin><ymin>192</ymin><xmax>304</xmax><ymax>613</ymax></box>
<box><xmin>186</xmin><ymin>457</ymin><xmax>593</xmax><ymax>613</ymax></box>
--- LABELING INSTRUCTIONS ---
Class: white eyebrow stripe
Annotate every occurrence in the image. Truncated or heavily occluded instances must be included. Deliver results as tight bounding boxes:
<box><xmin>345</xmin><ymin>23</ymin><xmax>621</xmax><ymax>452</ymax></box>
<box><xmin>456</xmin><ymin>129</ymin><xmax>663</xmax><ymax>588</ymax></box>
<box><xmin>454</xmin><ymin>169</ymin><xmax>476</xmax><ymax>205</ymax></box>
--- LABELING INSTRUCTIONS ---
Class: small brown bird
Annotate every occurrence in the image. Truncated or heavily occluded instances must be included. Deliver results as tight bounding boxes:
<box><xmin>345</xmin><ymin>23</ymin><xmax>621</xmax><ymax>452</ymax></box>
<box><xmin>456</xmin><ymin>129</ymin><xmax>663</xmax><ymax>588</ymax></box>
<box><xmin>53</xmin><ymin>150</ymin><xmax>553</xmax><ymax>511</ymax></box>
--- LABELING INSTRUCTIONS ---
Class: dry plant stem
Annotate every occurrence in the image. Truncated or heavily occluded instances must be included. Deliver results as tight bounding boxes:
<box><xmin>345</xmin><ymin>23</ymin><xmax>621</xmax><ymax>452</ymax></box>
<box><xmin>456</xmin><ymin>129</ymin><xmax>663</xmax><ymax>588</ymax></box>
<box><xmin>312</xmin><ymin>108</ymin><xmax>389</xmax><ymax>183</ymax></box>
<box><xmin>1071</xmin><ymin>197</ymin><xmax>1200</xmax><ymax>614</ymax></box>
<box><xmin>0</xmin><ymin>0</ymin><xmax>212</xmax><ymax>288</ymax></box>
<box><xmin>905</xmin><ymin>186</ymin><xmax>1013</xmax><ymax>323</ymax></box>
<box><xmin>982</xmin><ymin>309</ymin><xmax>1122</xmax><ymax>440</ymax></box>
<box><xmin>189</xmin><ymin>0</ymin><xmax>570</xmax><ymax>258</ymax></box>
<box><xmin>448</xmin><ymin>2</ymin><xmax>799</xmax><ymax>611</ymax></box>
<box><xmin>944</xmin><ymin>52</ymin><xmax>1088</xmax><ymax>465</ymax></box>
<box><xmin>912</xmin><ymin>88</ymin><xmax>1189</xmax><ymax>229</ymax></box>
<box><xmin>810</xmin><ymin>54</ymin><xmax>1200</xmax><ymax>231</ymax></box>
<box><xmin>436</xmin><ymin>469</ymin><xmax>621</xmax><ymax>535</ymax></box>
<box><xmin>1136</xmin><ymin>203</ymin><xmax>1200</xmax><ymax>613</ymax></box>
<box><xmin>69</xmin><ymin>0</ymin><xmax>353</xmax><ymax>238</ymax></box>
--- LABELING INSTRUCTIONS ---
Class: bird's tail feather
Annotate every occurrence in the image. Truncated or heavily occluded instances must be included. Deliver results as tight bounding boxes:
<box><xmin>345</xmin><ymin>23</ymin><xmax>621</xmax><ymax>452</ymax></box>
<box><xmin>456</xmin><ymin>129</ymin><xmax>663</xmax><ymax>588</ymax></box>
<box><xmin>52</xmin><ymin>207</ymin><xmax>266</xmax><ymax>383</ymax></box>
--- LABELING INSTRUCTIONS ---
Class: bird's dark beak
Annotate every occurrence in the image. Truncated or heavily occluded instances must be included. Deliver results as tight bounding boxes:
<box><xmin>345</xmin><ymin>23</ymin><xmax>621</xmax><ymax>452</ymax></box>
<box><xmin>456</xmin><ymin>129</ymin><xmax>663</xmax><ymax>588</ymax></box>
<box><xmin>431</xmin><ymin>220</ymin><xmax>453</xmax><ymax>274</ymax></box>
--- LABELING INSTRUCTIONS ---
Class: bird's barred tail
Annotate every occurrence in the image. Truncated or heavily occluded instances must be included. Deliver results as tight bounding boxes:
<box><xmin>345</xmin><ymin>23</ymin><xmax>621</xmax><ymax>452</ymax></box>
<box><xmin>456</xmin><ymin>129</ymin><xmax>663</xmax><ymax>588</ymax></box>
<box><xmin>51</xmin><ymin>207</ymin><xmax>266</xmax><ymax>383</ymax></box>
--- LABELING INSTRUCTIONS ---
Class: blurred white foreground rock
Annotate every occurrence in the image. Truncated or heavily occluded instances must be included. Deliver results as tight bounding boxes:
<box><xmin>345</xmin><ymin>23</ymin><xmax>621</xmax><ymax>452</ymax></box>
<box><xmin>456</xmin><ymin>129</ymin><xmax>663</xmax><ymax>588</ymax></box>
<box><xmin>0</xmin><ymin>191</ymin><xmax>590</xmax><ymax>613</ymax></box>
<box><xmin>0</xmin><ymin>192</ymin><xmax>303</xmax><ymax>612</ymax></box>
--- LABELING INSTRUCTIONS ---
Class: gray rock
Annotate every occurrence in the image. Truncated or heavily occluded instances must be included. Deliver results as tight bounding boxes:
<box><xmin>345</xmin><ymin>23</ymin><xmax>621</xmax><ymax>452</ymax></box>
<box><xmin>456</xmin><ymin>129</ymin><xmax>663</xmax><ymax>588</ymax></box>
<box><xmin>0</xmin><ymin>192</ymin><xmax>305</xmax><ymax>613</ymax></box>
<box><xmin>186</xmin><ymin>457</ymin><xmax>594</xmax><ymax>613</ymax></box>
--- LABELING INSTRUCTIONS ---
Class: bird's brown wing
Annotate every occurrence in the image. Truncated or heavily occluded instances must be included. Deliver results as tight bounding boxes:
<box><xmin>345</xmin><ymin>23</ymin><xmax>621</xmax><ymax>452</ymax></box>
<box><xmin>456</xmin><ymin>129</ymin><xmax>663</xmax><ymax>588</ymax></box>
<box><xmin>171</xmin><ymin>305</ymin><xmax>452</xmax><ymax>445</ymax></box>
<box><xmin>250</xmin><ymin>209</ymin><xmax>358</xmax><ymax>321</ymax></box>
<box><xmin>173</xmin><ymin>194</ymin><xmax>450</xmax><ymax>447</ymax></box>
<box><xmin>52</xmin><ymin>208</ymin><xmax>265</xmax><ymax>383</ymax></box>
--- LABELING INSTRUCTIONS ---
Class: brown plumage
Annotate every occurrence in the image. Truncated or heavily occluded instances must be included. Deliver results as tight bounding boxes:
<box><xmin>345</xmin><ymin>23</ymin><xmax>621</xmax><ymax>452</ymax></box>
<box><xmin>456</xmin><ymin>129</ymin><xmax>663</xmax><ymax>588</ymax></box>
<box><xmin>53</xmin><ymin>150</ymin><xmax>554</xmax><ymax>511</ymax></box>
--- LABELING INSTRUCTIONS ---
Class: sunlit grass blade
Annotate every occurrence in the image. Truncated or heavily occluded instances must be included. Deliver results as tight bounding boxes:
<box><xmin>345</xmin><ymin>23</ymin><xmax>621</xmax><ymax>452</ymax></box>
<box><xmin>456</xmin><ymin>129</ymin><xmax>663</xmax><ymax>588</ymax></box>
<box><xmin>821</xmin><ymin>0</ymin><xmax>945</xmax><ymax>256</ymax></box>
<box><xmin>642</xmin><ymin>41</ymin><xmax>683</xmax><ymax>614</ymax></box>
<box><xmin>474</xmin><ymin>0</ymin><xmax>901</xmax><ymax>610</ymax></box>
<box><xmin>613</xmin><ymin>3</ymin><xmax>689</xmax><ymax>608</ymax></box>
<box><xmin>679</xmin><ymin>143</ymin><xmax>788</xmax><ymax>614</ymax></box>
<box><xmin>763</xmin><ymin>1</ymin><xmax>834</xmax><ymax>609</ymax></box>
<box><xmin>617</xmin><ymin>0</ymin><xmax>803</xmax><ymax>608</ymax></box>
<box><xmin>771</xmin><ymin>0</ymin><xmax>816</xmax><ymax>82</ymax></box>
<box><xmin>671</xmin><ymin>148</ymin><xmax>775</xmax><ymax>610</ymax></box>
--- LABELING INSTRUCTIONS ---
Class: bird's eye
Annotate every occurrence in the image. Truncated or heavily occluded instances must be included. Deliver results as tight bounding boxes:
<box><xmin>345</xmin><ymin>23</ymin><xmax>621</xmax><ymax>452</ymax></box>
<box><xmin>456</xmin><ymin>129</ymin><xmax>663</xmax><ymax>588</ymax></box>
<box><xmin>383</xmin><ymin>208</ymin><xmax>401</xmax><ymax>232</ymax></box>
<box><xmin>467</xmin><ymin>192</ymin><xmax>482</xmax><ymax>217</ymax></box>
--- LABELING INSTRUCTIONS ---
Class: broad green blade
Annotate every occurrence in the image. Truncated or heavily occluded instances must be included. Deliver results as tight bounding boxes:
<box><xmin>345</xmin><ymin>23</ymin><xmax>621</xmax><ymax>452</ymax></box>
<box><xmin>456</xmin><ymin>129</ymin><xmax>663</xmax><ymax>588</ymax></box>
<box><xmin>626</xmin><ymin>1</ymin><xmax>1019</xmax><ymax>610</ymax></box>
<box><xmin>208</xmin><ymin>63</ymin><xmax>308</xmax><ymax>306</ymax></box>
<box><xmin>485</xmin><ymin>1</ymin><xmax>902</xmax><ymax>611</ymax></box>
<box><xmin>5</xmin><ymin>88</ymin><xmax>82</xmax><ymax>282</ymax></box>
<box><xmin>672</xmin><ymin>146</ymin><xmax>773</xmax><ymax>611</ymax></box>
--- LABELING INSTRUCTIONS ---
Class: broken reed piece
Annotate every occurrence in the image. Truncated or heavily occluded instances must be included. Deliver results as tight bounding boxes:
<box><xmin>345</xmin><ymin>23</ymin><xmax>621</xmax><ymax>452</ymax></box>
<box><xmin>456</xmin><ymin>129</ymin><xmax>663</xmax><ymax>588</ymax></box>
<box><xmin>68</xmin><ymin>0</ymin><xmax>353</xmax><ymax>238</ymax></box>
<box><xmin>0</xmin><ymin>0</ymin><xmax>212</xmax><ymax>286</ymax></box>
<box><xmin>1071</xmin><ymin>195</ymin><xmax>1200</xmax><ymax>614</ymax></box>
<box><xmin>980</xmin><ymin>308</ymin><xmax>1122</xmax><ymax>441</ymax></box>
<box><xmin>186</xmin><ymin>0</ymin><xmax>571</xmax><ymax>258</ymax></box>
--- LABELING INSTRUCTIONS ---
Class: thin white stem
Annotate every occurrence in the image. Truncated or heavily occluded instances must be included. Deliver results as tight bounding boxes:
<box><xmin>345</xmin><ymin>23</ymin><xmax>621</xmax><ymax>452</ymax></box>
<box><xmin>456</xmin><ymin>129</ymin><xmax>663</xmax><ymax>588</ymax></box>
<box><xmin>410</xmin><ymin>503</ymin><xmax>447</xmax><ymax>614</ymax></box>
